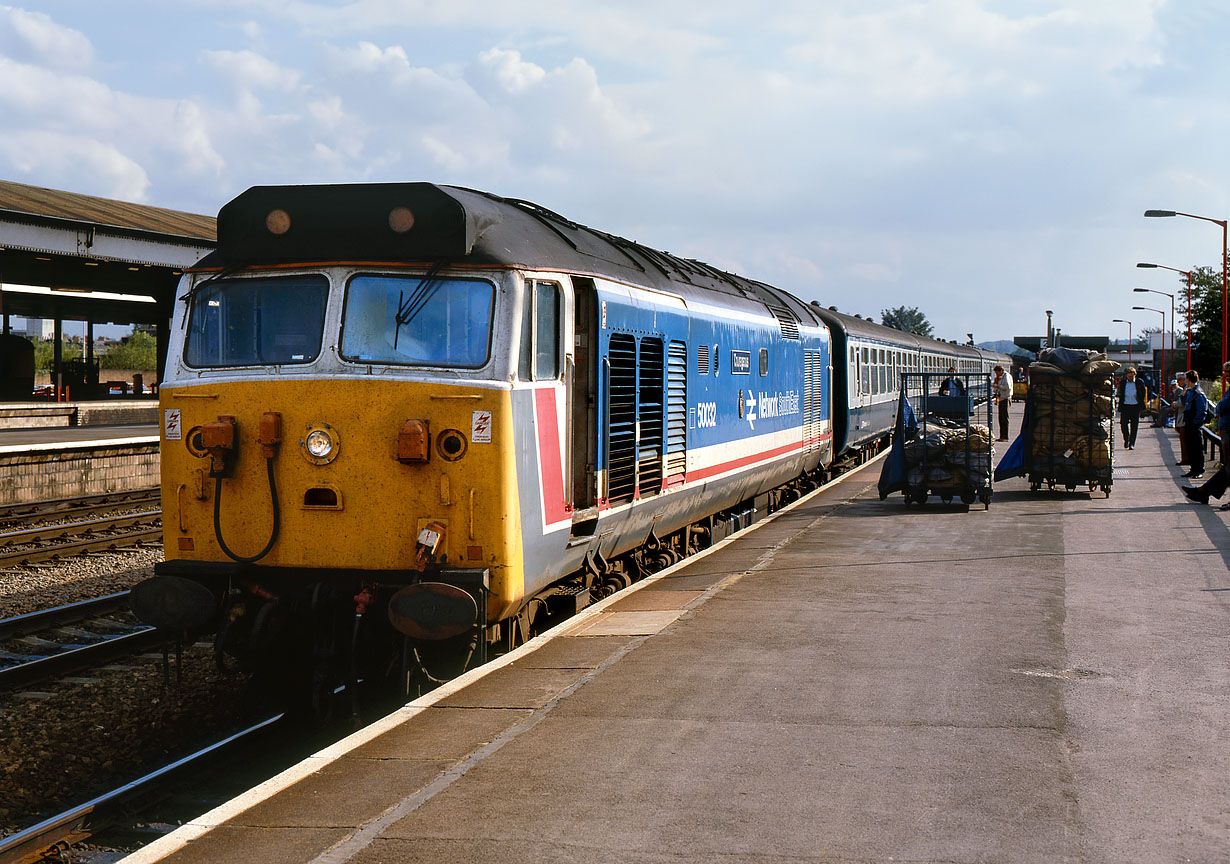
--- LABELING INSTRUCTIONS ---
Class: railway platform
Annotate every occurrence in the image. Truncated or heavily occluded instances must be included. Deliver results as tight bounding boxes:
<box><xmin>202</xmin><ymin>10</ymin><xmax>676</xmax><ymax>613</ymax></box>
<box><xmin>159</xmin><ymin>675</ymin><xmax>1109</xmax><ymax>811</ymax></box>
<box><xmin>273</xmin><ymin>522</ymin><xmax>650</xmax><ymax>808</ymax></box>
<box><xmin>125</xmin><ymin>414</ymin><xmax>1228</xmax><ymax>863</ymax></box>
<box><xmin>0</xmin><ymin>418</ymin><xmax>158</xmax><ymax>505</ymax></box>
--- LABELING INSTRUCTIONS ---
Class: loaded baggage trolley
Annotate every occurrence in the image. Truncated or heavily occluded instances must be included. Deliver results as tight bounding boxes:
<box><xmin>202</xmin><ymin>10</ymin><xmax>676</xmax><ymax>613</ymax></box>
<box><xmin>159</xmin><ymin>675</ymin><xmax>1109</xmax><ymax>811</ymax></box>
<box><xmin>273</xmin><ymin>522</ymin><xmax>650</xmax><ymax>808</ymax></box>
<box><xmin>879</xmin><ymin>371</ymin><xmax>994</xmax><ymax>509</ymax></box>
<box><xmin>994</xmin><ymin>347</ymin><xmax>1117</xmax><ymax>497</ymax></box>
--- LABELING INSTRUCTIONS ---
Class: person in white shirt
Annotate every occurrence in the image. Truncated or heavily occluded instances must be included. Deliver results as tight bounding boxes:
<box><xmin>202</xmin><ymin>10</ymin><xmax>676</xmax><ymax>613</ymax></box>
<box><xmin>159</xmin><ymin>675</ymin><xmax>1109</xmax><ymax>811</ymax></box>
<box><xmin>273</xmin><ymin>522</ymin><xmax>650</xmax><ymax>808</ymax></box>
<box><xmin>1116</xmin><ymin>367</ymin><xmax>1146</xmax><ymax>450</ymax></box>
<box><xmin>992</xmin><ymin>365</ymin><xmax>1013</xmax><ymax>441</ymax></box>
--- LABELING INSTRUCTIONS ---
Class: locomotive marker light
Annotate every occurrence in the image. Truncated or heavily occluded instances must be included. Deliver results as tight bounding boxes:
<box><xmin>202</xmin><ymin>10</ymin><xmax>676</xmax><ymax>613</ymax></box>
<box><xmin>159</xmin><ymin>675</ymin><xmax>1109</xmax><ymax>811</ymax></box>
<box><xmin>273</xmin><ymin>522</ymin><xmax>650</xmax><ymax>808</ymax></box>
<box><xmin>388</xmin><ymin>206</ymin><xmax>415</xmax><ymax>233</ymax></box>
<box><xmin>265</xmin><ymin>208</ymin><xmax>291</xmax><ymax>235</ymax></box>
<box><xmin>301</xmin><ymin>422</ymin><xmax>340</xmax><ymax>465</ymax></box>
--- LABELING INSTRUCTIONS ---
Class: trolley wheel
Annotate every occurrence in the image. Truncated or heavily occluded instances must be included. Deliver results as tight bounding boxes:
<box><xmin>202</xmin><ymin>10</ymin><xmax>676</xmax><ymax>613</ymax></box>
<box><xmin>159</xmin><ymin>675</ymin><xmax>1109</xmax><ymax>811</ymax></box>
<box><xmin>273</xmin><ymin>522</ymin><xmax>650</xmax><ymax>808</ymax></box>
<box><xmin>941</xmin><ymin>495</ymin><xmax>952</xmax><ymax>504</ymax></box>
<box><xmin>1030</xmin><ymin>482</ymin><xmax>1040</xmax><ymax>492</ymax></box>
<box><xmin>902</xmin><ymin>493</ymin><xmax>912</xmax><ymax>506</ymax></box>
<box><xmin>1065</xmin><ymin>484</ymin><xmax>1075</xmax><ymax>492</ymax></box>
<box><xmin>1047</xmin><ymin>480</ymin><xmax>1056</xmax><ymax>490</ymax></box>
<box><xmin>960</xmin><ymin>490</ymin><xmax>976</xmax><ymax>505</ymax></box>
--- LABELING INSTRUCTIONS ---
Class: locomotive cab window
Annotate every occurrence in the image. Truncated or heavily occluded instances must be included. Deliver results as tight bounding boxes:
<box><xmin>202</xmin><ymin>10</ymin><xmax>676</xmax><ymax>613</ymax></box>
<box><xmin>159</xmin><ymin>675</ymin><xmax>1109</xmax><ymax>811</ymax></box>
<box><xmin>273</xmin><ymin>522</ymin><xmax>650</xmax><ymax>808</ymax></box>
<box><xmin>341</xmin><ymin>273</ymin><xmax>495</xmax><ymax>367</ymax></box>
<box><xmin>184</xmin><ymin>274</ymin><xmax>329</xmax><ymax>367</ymax></box>
<box><xmin>759</xmin><ymin>348</ymin><xmax>768</xmax><ymax>376</ymax></box>
<box><xmin>518</xmin><ymin>280</ymin><xmax>562</xmax><ymax>381</ymax></box>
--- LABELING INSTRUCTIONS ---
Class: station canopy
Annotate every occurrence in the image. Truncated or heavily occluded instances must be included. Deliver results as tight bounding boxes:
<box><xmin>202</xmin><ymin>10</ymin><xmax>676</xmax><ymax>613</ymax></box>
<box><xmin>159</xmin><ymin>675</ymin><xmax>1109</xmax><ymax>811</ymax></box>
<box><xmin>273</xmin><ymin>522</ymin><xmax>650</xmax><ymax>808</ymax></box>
<box><xmin>0</xmin><ymin>179</ymin><xmax>216</xmax><ymax>327</ymax></box>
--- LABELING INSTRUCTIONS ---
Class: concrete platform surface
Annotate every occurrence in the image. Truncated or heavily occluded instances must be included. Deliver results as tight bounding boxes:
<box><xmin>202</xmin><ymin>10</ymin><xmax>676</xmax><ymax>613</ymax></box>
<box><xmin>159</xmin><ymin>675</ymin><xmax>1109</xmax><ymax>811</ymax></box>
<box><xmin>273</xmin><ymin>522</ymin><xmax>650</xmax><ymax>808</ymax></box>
<box><xmin>125</xmin><ymin>417</ymin><xmax>1228</xmax><ymax>864</ymax></box>
<box><xmin>0</xmin><ymin>422</ymin><xmax>157</xmax><ymax>451</ymax></box>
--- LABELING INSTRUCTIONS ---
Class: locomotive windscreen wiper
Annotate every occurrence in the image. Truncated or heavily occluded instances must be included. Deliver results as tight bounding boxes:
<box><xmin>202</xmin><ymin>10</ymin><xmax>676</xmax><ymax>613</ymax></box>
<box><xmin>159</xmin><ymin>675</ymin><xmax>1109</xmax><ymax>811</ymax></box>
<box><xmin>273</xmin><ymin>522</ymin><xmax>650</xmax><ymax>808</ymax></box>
<box><xmin>179</xmin><ymin>262</ymin><xmax>248</xmax><ymax>303</ymax></box>
<box><xmin>393</xmin><ymin>260</ymin><xmax>448</xmax><ymax>349</ymax></box>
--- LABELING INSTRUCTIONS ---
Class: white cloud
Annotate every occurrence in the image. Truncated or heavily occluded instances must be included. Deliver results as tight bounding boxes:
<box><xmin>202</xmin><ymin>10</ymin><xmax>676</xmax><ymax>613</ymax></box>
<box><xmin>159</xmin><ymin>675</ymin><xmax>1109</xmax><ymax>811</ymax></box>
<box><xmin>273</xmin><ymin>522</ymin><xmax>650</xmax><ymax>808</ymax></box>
<box><xmin>0</xmin><ymin>0</ymin><xmax>1226</xmax><ymax>342</ymax></box>
<box><xmin>203</xmin><ymin>48</ymin><xmax>301</xmax><ymax>92</ymax></box>
<box><xmin>0</xmin><ymin>130</ymin><xmax>149</xmax><ymax>200</ymax></box>
<box><xmin>0</xmin><ymin>5</ymin><xmax>92</xmax><ymax>70</ymax></box>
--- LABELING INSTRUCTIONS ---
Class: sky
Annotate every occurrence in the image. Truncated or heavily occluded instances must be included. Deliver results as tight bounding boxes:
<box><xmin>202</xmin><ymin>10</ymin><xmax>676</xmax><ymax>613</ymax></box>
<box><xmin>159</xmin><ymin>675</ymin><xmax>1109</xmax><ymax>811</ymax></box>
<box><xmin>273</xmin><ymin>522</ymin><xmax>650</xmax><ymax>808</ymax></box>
<box><xmin>1</xmin><ymin>0</ymin><xmax>1228</xmax><ymax>348</ymax></box>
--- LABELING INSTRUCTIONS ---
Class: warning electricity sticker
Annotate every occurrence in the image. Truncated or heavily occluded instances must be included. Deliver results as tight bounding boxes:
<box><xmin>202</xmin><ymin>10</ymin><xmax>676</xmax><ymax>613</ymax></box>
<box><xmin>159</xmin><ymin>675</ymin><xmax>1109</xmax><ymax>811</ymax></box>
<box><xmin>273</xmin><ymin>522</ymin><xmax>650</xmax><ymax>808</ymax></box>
<box><xmin>471</xmin><ymin>410</ymin><xmax>492</xmax><ymax>443</ymax></box>
<box><xmin>164</xmin><ymin>408</ymin><xmax>182</xmax><ymax>440</ymax></box>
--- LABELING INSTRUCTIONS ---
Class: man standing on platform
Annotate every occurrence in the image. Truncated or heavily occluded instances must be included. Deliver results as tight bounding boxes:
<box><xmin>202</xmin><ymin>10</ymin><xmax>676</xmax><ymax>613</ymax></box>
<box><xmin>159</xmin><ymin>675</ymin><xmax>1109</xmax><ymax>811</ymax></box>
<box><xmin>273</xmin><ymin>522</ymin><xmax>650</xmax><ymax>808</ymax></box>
<box><xmin>1182</xmin><ymin>361</ymin><xmax>1230</xmax><ymax>509</ymax></box>
<box><xmin>1117</xmin><ymin>367</ymin><xmax>1145</xmax><ymax>450</ymax></box>
<box><xmin>993</xmin><ymin>364</ymin><xmax>1012</xmax><ymax>441</ymax></box>
<box><xmin>1181</xmin><ymin>370</ymin><xmax>1207</xmax><ymax>479</ymax></box>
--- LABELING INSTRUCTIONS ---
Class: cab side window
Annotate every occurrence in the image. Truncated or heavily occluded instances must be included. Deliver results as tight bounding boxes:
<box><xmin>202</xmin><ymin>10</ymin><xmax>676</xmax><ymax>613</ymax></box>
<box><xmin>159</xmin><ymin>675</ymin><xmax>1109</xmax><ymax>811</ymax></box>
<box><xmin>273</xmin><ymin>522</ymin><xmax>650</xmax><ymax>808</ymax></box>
<box><xmin>519</xmin><ymin>280</ymin><xmax>562</xmax><ymax>381</ymax></box>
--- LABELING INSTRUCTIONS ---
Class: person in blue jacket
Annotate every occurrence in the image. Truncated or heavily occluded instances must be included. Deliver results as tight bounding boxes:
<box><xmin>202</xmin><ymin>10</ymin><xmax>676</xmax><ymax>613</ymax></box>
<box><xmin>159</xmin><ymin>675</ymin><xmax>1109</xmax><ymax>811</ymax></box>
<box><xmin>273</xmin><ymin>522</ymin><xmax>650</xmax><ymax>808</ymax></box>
<box><xmin>1182</xmin><ymin>362</ymin><xmax>1230</xmax><ymax>508</ymax></box>
<box><xmin>1181</xmin><ymin>370</ymin><xmax>1208</xmax><ymax>479</ymax></box>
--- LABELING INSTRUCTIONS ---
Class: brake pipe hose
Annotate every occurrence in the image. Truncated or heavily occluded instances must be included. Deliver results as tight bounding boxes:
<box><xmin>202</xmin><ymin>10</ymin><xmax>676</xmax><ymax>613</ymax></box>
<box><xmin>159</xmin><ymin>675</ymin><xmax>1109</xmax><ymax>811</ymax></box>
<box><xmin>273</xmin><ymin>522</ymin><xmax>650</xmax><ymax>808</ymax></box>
<box><xmin>214</xmin><ymin>457</ymin><xmax>281</xmax><ymax>563</ymax></box>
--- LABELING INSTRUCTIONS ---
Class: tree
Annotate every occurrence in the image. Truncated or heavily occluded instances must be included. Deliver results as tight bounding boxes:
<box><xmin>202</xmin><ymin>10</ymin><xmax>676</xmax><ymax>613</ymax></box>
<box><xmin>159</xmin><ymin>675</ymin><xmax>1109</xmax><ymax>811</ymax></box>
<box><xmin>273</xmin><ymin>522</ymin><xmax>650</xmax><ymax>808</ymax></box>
<box><xmin>881</xmin><ymin>305</ymin><xmax>933</xmax><ymax>336</ymax></box>
<box><xmin>99</xmin><ymin>330</ymin><xmax>157</xmax><ymax>370</ymax></box>
<box><xmin>31</xmin><ymin>338</ymin><xmax>82</xmax><ymax>373</ymax></box>
<box><xmin>1178</xmin><ymin>265</ymin><xmax>1224</xmax><ymax>376</ymax></box>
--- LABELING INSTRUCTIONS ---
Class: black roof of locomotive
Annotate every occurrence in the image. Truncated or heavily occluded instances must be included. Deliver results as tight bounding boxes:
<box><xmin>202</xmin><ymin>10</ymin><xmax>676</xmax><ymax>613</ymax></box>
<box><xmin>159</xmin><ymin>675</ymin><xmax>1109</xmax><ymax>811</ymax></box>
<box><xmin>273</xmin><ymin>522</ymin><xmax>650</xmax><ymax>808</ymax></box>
<box><xmin>201</xmin><ymin>182</ymin><xmax>822</xmax><ymax>332</ymax></box>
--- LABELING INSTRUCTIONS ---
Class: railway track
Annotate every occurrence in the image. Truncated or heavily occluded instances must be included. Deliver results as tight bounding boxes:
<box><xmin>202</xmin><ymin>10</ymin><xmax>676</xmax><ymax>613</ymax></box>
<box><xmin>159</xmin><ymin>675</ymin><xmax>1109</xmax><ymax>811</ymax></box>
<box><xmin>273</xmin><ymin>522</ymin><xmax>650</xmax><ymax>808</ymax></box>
<box><xmin>0</xmin><ymin>714</ymin><xmax>284</xmax><ymax>864</ymax></box>
<box><xmin>0</xmin><ymin>592</ymin><xmax>165</xmax><ymax>692</ymax></box>
<box><xmin>0</xmin><ymin>510</ymin><xmax>162</xmax><ymax>567</ymax></box>
<box><xmin>0</xmin><ymin>488</ymin><xmax>160</xmax><ymax>526</ymax></box>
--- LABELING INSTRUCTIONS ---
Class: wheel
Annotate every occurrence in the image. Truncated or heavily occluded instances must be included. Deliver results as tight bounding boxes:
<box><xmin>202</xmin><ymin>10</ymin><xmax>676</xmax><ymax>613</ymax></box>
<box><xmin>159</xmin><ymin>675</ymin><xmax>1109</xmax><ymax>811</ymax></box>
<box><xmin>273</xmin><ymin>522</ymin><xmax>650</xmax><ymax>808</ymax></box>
<box><xmin>960</xmin><ymin>490</ymin><xmax>976</xmax><ymax>505</ymax></box>
<box><xmin>1047</xmin><ymin>480</ymin><xmax>1056</xmax><ymax>490</ymax></box>
<box><xmin>1065</xmin><ymin>484</ymin><xmax>1075</xmax><ymax>492</ymax></box>
<box><xmin>941</xmin><ymin>495</ymin><xmax>952</xmax><ymax>504</ymax></box>
<box><xmin>1030</xmin><ymin>483</ymin><xmax>1040</xmax><ymax>492</ymax></box>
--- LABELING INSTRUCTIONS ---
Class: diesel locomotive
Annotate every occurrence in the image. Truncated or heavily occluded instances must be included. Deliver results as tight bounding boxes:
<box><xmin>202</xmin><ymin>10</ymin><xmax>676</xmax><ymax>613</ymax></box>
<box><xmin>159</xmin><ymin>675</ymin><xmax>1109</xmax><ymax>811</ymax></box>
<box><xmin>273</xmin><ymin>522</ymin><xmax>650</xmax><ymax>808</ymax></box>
<box><xmin>132</xmin><ymin>182</ymin><xmax>1008</xmax><ymax>696</ymax></box>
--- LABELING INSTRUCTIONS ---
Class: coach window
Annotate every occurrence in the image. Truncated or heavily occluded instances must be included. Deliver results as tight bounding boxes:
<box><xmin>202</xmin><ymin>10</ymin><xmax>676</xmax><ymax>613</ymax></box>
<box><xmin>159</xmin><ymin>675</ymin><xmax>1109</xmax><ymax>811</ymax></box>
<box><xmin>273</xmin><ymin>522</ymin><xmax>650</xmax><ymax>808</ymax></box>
<box><xmin>518</xmin><ymin>280</ymin><xmax>562</xmax><ymax>380</ymax></box>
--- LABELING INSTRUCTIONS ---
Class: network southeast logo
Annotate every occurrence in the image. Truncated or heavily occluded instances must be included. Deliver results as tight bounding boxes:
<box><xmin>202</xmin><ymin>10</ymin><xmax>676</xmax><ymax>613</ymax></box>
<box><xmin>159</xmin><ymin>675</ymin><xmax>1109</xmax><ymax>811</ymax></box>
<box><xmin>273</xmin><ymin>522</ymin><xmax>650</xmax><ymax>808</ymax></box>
<box><xmin>743</xmin><ymin>389</ymin><xmax>801</xmax><ymax>429</ymax></box>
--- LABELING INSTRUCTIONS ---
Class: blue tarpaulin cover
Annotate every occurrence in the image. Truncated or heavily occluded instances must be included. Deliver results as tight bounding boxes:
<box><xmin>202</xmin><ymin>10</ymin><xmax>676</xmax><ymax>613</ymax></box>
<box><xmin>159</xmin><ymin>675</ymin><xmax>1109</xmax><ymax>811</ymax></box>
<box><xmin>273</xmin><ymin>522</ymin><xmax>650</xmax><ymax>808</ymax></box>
<box><xmin>877</xmin><ymin>397</ymin><xmax>918</xmax><ymax>499</ymax></box>
<box><xmin>993</xmin><ymin>393</ymin><xmax>1033</xmax><ymax>481</ymax></box>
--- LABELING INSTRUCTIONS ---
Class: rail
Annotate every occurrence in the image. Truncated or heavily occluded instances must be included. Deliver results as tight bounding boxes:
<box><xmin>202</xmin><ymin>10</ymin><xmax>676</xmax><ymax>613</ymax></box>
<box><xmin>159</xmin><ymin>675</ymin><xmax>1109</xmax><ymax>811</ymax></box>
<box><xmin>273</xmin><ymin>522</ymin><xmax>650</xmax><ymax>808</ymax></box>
<box><xmin>0</xmin><ymin>714</ymin><xmax>284</xmax><ymax>864</ymax></box>
<box><xmin>0</xmin><ymin>511</ymin><xmax>162</xmax><ymax>567</ymax></box>
<box><xmin>0</xmin><ymin>592</ymin><xmax>166</xmax><ymax>692</ymax></box>
<box><xmin>0</xmin><ymin>489</ymin><xmax>160</xmax><ymax>524</ymax></box>
<box><xmin>1200</xmin><ymin>425</ymin><xmax>1223</xmax><ymax>462</ymax></box>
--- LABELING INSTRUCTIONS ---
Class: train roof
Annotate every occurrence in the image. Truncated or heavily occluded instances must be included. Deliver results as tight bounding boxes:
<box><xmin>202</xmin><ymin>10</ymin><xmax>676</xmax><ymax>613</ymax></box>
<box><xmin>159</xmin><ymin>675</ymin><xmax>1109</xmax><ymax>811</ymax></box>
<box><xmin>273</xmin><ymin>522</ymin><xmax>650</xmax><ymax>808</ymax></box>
<box><xmin>808</xmin><ymin>304</ymin><xmax>920</xmax><ymax>348</ymax></box>
<box><xmin>808</xmin><ymin>304</ymin><xmax>986</xmax><ymax>359</ymax></box>
<box><xmin>201</xmin><ymin>182</ymin><xmax>823</xmax><ymax>338</ymax></box>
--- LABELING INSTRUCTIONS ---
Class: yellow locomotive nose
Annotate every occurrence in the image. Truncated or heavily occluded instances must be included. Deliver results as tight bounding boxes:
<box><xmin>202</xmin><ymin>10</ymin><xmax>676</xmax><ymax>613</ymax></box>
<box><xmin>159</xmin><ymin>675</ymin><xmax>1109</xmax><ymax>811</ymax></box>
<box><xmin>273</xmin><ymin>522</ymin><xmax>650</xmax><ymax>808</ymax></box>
<box><xmin>158</xmin><ymin>377</ymin><xmax>522</xmax><ymax>621</ymax></box>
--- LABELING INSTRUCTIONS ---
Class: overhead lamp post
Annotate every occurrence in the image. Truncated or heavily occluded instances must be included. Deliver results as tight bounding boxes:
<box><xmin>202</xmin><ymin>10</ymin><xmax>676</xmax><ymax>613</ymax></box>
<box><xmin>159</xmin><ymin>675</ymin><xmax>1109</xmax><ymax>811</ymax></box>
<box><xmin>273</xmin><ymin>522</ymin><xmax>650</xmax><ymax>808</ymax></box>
<box><xmin>1116</xmin><ymin>320</ymin><xmax>1131</xmax><ymax>364</ymax></box>
<box><xmin>1132</xmin><ymin>305</ymin><xmax>1166</xmax><ymax>393</ymax></box>
<box><xmin>1144</xmin><ymin>209</ymin><xmax>1227</xmax><ymax>389</ymax></box>
<box><xmin>1137</xmin><ymin>262</ymin><xmax>1192</xmax><ymax>368</ymax></box>
<box><xmin>1133</xmin><ymin>287</ymin><xmax>1174</xmax><ymax>378</ymax></box>
<box><xmin>1112</xmin><ymin>319</ymin><xmax>1133</xmax><ymax>363</ymax></box>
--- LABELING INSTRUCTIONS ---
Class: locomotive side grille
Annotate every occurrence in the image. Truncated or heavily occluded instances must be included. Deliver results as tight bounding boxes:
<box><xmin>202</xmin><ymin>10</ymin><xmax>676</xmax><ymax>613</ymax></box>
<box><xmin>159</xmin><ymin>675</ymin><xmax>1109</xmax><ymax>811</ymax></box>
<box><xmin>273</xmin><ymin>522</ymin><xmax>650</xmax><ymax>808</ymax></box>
<box><xmin>607</xmin><ymin>334</ymin><xmax>637</xmax><ymax>504</ymax></box>
<box><xmin>804</xmin><ymin>350</ymin><xmax>822</xmax><ymax>450</ymax></box>
<box><xmin>638</xmin><ymin>337</ymin><xmax>664</xmax><ymax>495</ymax></box>
<box><xmin>696</xmin><ymin>344</ymin><xmax>710</xmax><ymax>375</ymax></box>
<box><xmin>666</xmin><ymin>340</ymin><xmax>687</xmax><ymax>482</ymax></box>
<box><xmin>763</xmin><ymin>297</ymin><xmax>801</xmax><ymax>340</ymax></box>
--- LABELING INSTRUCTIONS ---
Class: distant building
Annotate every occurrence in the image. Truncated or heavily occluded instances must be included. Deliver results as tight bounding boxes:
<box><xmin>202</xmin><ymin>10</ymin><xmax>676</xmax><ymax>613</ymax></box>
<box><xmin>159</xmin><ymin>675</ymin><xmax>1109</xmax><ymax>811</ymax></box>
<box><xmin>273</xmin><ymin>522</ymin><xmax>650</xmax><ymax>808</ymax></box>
<box><xmin>21</xmin><ymin>318</ymin><xmax>54</xmax><ymax>340</ymax></box>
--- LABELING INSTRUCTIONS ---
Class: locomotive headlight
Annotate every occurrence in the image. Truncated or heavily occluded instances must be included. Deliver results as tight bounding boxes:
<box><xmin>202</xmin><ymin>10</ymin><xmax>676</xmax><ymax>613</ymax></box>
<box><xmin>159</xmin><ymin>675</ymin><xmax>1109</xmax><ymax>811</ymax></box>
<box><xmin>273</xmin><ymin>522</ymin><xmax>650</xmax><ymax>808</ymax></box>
<box><xmin>300</xmin><ymin>423</ymin><xmax>340</xmax><ymax>465</ymax></box>
<box><xmin>306</xmin><ymin>431</ymin><xmax>332</xmax><ymax>457</ymax></box>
